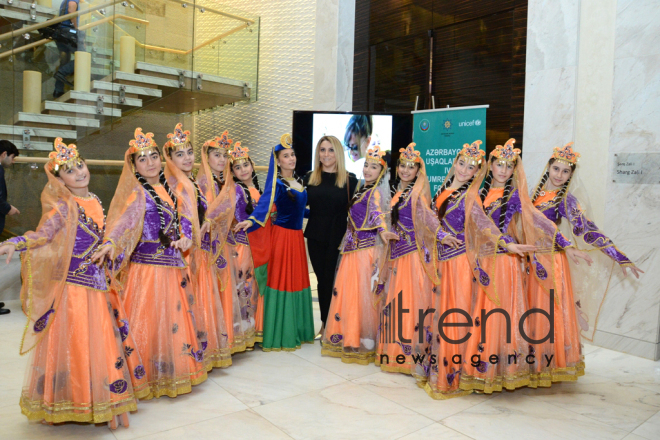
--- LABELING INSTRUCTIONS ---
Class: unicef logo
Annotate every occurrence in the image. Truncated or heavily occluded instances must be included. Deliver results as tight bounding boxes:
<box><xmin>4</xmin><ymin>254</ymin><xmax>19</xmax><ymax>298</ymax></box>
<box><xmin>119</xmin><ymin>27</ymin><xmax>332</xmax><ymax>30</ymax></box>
<box><xmin>475</xmin><ymin>119</ymin><xmax>482</xmax><ymax>126</ymax></box>
<box><xmin>420</xmin><ymin>119</ymin><xmax>430</xmax><ymax>132</ymax></box>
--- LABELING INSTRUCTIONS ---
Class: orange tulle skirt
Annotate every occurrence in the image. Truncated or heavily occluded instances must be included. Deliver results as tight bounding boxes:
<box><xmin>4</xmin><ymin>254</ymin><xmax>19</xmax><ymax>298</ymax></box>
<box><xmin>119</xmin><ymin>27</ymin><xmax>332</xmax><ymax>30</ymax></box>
<box><xmin>322</xmin><ymin>247</ymin><xmax>380</xmax><ymax>364</ymax></box>
<box><xmin>217</xmin><ymin>243</ymin><xmax>252</xmax><ymax>353</ymax></box>
<box><xmin>459</xmin><ymin>253</ymin><xmax>532</xmax><ymax>393</ymax></box>
<box><xmin>527</xmin><ymin>251</ymin><xmax>584</xmax><ymax>387</ymax></box>
<box><xmin>376</xmin><ymin>252</ymin><xmax>433</xmax><ymax>379</ymax></box>
<box><xmin>20</xmin><ymin>285</ymin><xmax>148</xmax><ymax>423</ymax></box>
<box><xmin>233</xmin><ymin>244</ymin><xmax>258</xmax><ymax>345</ymax></box>
<box><xmin>424</xmin><ymin>254</ymin><xmax>475</xmax><ymax>399</ymax></box>
<box><xmin>191</xmin><ymin>250</ymin><xmax>232</xmax><ymax>369</ymax></box>
<box><xmin>121</xmin><ymin>263</ymin><xmax>208</xmax><ymax>399</ymax></box>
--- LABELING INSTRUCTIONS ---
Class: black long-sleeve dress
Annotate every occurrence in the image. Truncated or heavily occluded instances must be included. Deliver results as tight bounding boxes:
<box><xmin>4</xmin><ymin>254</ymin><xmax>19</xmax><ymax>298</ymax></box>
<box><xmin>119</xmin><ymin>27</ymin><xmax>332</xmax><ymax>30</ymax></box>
<box><xmin>303</xmin><ymin>171</ymin><xmax>358</xmax><ymax>325</ymax></box>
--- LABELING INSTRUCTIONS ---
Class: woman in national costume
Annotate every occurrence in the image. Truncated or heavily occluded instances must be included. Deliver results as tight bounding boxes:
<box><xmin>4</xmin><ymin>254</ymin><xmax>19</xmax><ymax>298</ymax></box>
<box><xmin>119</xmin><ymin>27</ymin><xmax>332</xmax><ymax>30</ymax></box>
<box><xmin>234</xmin><ymin>134</ymin><xmax>315</xmax><ymax>351</ymax></box>
<box><xmin>163</xmin><ymin>123</ymin><xmax>232</xmax><ymax>368</ymax></box>
<box><xmin>458</xmin><ymin>139</ymin><xmax>568</xmax><ymax>394</ymax></box>
<box><xmin>321</xmin><ymin>143</ymin><xmax>397</xmax><ymax>364</ymax></box>
<box><xmin>226</xmin><ymin>141</ymin><xmax>264</xmax><ymax>348</ymax></box>
<box><xmin>424</xmin><ymin>140</ymin><xmax>497</xmax><ymax>399</ymax></box>
<box><xmin>526</xmin><ymin>142</ymin><xmax>643</xmax><ymax>387</ymax></box>
<box><xmin>0</xmin><ymin>139</ymin><xmax>148</xmax><ymax>428</ymax></box>
<box><xmin>92</xmin><ymin>128</ymin><xmax>208</xmax><ymax>399</ymax></box>
<box><xmin>373</xmin><ymin>142</ymin><xmax>442</xmax><ymax>379</ymax></box>
<box><xmin>196</xmin><ymin>131</ymin><xmax>255</xmax><ymax>352</ymax></box>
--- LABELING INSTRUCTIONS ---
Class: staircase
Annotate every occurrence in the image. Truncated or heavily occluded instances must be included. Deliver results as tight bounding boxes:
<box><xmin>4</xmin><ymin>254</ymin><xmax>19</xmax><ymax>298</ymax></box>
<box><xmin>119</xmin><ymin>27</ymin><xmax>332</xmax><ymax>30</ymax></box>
<box><xmin>3</xmin><ymin>61</ymin><xmax>252</xmax><ymax>150</ymax></box>
<box><xmin>0</xmin><ymin>0</ymin><xmax>258</xmax><ymax>152</ymax></box>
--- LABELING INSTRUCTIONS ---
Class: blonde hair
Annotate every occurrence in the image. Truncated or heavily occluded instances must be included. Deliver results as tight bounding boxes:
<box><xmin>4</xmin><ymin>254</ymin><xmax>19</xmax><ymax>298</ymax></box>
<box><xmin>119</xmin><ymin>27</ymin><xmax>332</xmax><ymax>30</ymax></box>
<box><xmin>308</xmin><ymin>135</ymin><xmax>348</xmax><ymax>188</ymax></box>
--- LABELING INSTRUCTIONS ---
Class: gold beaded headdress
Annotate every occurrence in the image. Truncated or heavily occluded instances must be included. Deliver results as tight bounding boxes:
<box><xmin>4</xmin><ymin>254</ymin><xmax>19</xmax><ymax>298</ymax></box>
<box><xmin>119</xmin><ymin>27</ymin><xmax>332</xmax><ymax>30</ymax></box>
<box><xmin>128</xmin><ymin>127</ymin><xmax>158</xmax><ymax>155</ymax></box>
<box><xmin>551</xmin><ymin>142</ymin><xmax>580</xmax><ymax>165</ymax></box>
<box><xmin>398</xmin><ymin>142</ymin><xmax>421</xmax><ymax>165</ymax></box>
<box><xmin>458</xmin><ymin>140</ymin><xmax>486</xmax><ymax>166</ymax></box>
<box><xmin>164</xmin><ymin>123</ymin><xmax>191</xmax><ymax>152</ymax></box>
<box><xmin>203</xmin><ymin>131</ymin><xmax>233</xmax><ymax>158</ymax></box>
<box><xmin>365</xmin><ymin>141</ymin><xmax>387</xmax><ymax>167</ymax></box>
<box><xmin>229</xmin><ymin>142</ymin><xmax>250</xmax><ymax>164</ymax></box>
<box><xmin>492</xmin><ymin>138</ymin><xmax>521</xmax><ymax>163</ymax></box>
<box><xmin>48</xmin><ymin>137</ymin><xmax>80</xmax><ymax>172</ymax></box>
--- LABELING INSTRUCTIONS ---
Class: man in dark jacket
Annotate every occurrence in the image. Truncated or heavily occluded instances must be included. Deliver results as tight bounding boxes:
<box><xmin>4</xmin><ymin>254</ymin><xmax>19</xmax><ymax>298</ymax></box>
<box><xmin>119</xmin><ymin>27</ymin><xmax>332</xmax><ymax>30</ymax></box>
<box><xmin>0</xmin><ymin>140</ymin><xmax>20</xmax><ymax>316</ymax></box>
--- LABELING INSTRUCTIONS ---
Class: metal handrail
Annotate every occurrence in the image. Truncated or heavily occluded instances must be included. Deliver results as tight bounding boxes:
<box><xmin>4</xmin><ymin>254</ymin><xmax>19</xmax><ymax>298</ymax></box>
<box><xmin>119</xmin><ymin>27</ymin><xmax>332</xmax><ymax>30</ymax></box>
<box><xmin>139</xmin><ymin>22</ymin><xmax>249</xmax><ymax>55</ymax></box>
<box><xmin>14</xmin><ymin>156</ymin><xmax>268</xmax><ymax>171</ymax></box>
<box><xmin>0</xmin><ymin>2</ymin><xmax>254</xmax><ymax>58</ymax></box>
<box><xmin>169</xmin><ymin>0</ymin><xmax>254</xmax><ymax>24</ymax></box>
<box><xmin>0</xmin><ymin>14</ymin><xmax>150</xmax><ymax>60</ymax></box>
<box><xmin>0</xmin><ymin>0</ymin><xmax>254</xmax><ymax>43</ymax></box>
<box><xmin>0</xmin><ymin>0</ymin><xmax>123</xmax><ymax>42</ymax></box>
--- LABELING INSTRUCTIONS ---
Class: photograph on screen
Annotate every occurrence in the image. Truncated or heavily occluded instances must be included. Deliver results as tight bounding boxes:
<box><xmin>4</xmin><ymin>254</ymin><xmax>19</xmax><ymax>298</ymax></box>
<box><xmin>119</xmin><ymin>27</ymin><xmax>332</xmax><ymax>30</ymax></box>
<box><xmin>312</xmin><ymin>113</ymin><xmax>393</xmax><ymax>178</ymax></box>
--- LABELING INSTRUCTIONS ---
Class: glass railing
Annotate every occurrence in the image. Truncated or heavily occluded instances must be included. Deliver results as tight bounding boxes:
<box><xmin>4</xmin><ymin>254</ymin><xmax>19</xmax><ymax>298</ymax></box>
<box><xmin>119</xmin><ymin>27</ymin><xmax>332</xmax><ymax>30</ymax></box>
<box><xmin>0</xmin><ymin>0</ymin><xmax>260</xmax><ymax>150</ymax></box>
<box><xmin>0</xmin><ymin>0</ymin><xmax>259</xmax><ymax>236</ymax></box>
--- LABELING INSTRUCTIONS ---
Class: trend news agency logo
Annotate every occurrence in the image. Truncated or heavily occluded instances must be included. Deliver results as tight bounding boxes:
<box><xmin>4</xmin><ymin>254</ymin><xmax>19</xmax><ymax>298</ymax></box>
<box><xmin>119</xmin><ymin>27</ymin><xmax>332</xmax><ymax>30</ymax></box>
<box><xmin>378</xmin><ymin>290</ymin><xmax>558</xmax><ymax>369</ymax></box>
<box><xmin>420</xmin><ymin>119</ymin><xmax>430</xmax><ymax>132</ymax></box>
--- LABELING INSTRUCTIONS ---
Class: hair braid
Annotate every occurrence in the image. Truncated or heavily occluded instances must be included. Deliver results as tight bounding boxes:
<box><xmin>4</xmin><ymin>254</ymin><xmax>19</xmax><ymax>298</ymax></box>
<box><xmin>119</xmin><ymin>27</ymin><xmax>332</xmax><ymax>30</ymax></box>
<box><xmin>432</xmin><ymin>175</ymin><xmax>453</xmax><ymax>207</ymax></box>
<box><xmin>349</xmin><ymin>167</ymin><xmax>384</xmax><ymax>209</ymax></box>
<box><xmin>551</xmin><ymin>174</ymin><xmax>573</xmax><ymax>226</ymax></box>
<box><xmin>277</xmin><ymin>165</ymin><xmax>304</xmax><ymax>201</ymax></box>
<box><xmin>212</xmin><ymin>171</ymin><xmax>225</xmax><ymax>194</ymax></box>
<box><xmin>389</xmin><ymin>174</ymin><xmax>400</xmax><ymax>199</ymax></box>
<box><xmin>498</xmin><ymin>175</ymin><xmax>514</xmax><ymax>232</ymax></box>
<box><xmin>189</xmin><ymin>176</ymin><xmax>206</xmax><ymax>222</ymax></box>
<box><xmin>135</xmin><ymin>171</ymin><xmax>178</xmax><ymax>246</ymax></box>
<box><xmin>391</xmin><ymin>177</ymin><xmax>416</xmax><ymax>227</ymax></box>
<box><xmin>234</xmin><ymin>181</ymin><xmax>255</xmax><ymax>215</ymax></box>
<box><xmin>532</xmin><ymin>171</ymin><xmax>550</xmax><ymax>203</ymax></box>
<box><xmin>533</xmin><ymin>158</ymin><xmax>577</xmax><ymax>226</ymax></box>
<box><xmin>434</xmin><ymin>175</ymin><xmax>475</xmax><ymax>222</ymax></box>
<box><xmin>349</xmin><ymin>182</ymin><xmax>375</xmax><ymax>209</ymax></box>
<box><xmin>480</xmin><ymin>170</ymin><xmax>493</xmax><ymax>204</ymax></box>
<box><xmin>249</xmin><ymin>158</ymin><xmax>262</xmax><ymax>194</ymax></box>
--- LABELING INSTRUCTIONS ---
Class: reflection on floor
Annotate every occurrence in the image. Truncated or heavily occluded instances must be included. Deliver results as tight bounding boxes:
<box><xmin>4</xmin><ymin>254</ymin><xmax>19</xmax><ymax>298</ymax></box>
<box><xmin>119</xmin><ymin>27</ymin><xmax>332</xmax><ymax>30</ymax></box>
<box><xmin>1</xmin><ymin>296</ymin><xmax>659</xmax><ymax>440</ymax></box>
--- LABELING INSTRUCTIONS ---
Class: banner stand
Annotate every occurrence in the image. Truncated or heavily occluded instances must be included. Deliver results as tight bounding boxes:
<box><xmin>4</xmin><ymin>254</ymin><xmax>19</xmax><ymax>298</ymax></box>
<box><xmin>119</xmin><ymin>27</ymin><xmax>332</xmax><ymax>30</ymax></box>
<box><xmin>412</xmin><ymin>105</ymin><xmax>489</xmax><ymax>193</ymax></box>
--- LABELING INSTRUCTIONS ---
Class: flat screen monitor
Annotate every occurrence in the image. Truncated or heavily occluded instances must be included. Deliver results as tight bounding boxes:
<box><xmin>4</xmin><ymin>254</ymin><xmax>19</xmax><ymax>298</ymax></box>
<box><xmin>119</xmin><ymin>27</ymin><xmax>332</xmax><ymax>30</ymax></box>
<box><xmin>292</xmin><ymin>111</ymin><xmax>413</xmax><ymax>179</ymax></box>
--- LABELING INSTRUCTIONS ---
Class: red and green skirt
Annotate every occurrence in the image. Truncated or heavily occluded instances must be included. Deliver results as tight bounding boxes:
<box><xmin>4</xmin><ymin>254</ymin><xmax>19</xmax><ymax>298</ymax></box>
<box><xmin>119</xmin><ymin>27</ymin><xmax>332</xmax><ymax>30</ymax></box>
<box><xmin>260</xmin><ymin>225</ymin><xmax>315</xmax><ymax>351</ymax></box>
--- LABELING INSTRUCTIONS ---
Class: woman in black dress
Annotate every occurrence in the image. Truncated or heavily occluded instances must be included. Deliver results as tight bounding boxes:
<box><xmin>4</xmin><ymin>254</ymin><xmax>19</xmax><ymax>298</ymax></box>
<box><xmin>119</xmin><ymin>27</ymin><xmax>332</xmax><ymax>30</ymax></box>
<box><xmin>304</xmin><ymin>135</ymin><xmax>358</xmax><ymax>339</ymax></box>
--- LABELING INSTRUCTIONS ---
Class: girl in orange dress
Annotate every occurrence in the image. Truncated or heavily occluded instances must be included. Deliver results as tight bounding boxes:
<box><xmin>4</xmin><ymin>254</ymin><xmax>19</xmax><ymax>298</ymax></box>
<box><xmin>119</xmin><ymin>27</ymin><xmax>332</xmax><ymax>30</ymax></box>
<box><xmin>424</xmin><ymin>140</ymin><xmax>493</xmax><ymax>399</ymax></box>
<box><xmin>374</xmin><ymin>143</ymin><xmax>441</xmax><ymax>379</ymax></box>
<box><xmin>227</xmin><ymin>142</ymin><xmax>264</xmax><ymax>348</ymax></box>
<box><xmin>163</xmin><ymin>123</ymin><xmax>232</xmax><ymax>369</ymax></box>
<box><xmin>0</xmin><ymin>139</ymin><xmax>148</xmax><ymax>428</ymax></box>
<box><xmin>197</xmin><ymin>131</ymin><xmax>252</xmax><ymax>353</ymax></box>
<box><xmin>92</xmin><ymin>128</ymin><xmax>208</xmax><ymax>399</ymax></box>
<box><xmin>459</xmin><ymin>139</ymin><xmax>565</xmax><ymax>394</ymax></box>
<box><xmin>527</xmin><ymin>143</ymin><xmax>643</xmax><ymax>387</ymax></box>
<box><xmin>322</xmin><ymin>143</ymin><xmax>396</xmax><ymax>364</ymax></box>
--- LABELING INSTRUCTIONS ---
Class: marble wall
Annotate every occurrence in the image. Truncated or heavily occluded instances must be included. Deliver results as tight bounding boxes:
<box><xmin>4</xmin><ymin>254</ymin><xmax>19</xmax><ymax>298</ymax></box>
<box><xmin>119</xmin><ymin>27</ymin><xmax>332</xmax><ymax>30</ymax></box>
<box><xmin>313</xmin><ymin>0</ymin><xmax>355</xmax><ymax>111</ymax></box>
<box><xmin>522</xmin><ymin>0</ymin><xmax>579</xmax><ymax>187</ymax></box>
<box><xmin>523</xmin><ymin>0</ymin><xmax>660</xmax><ymax>359</ymax></box>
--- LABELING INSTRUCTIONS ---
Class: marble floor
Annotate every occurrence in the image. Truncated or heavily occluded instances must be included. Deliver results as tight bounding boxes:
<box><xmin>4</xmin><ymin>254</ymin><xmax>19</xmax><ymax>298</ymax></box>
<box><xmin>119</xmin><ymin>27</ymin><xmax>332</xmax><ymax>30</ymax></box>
<box><xmin>0</xmin><ymin>295</ymin><xmax>659</xmax><ymax>440</ymax></box>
